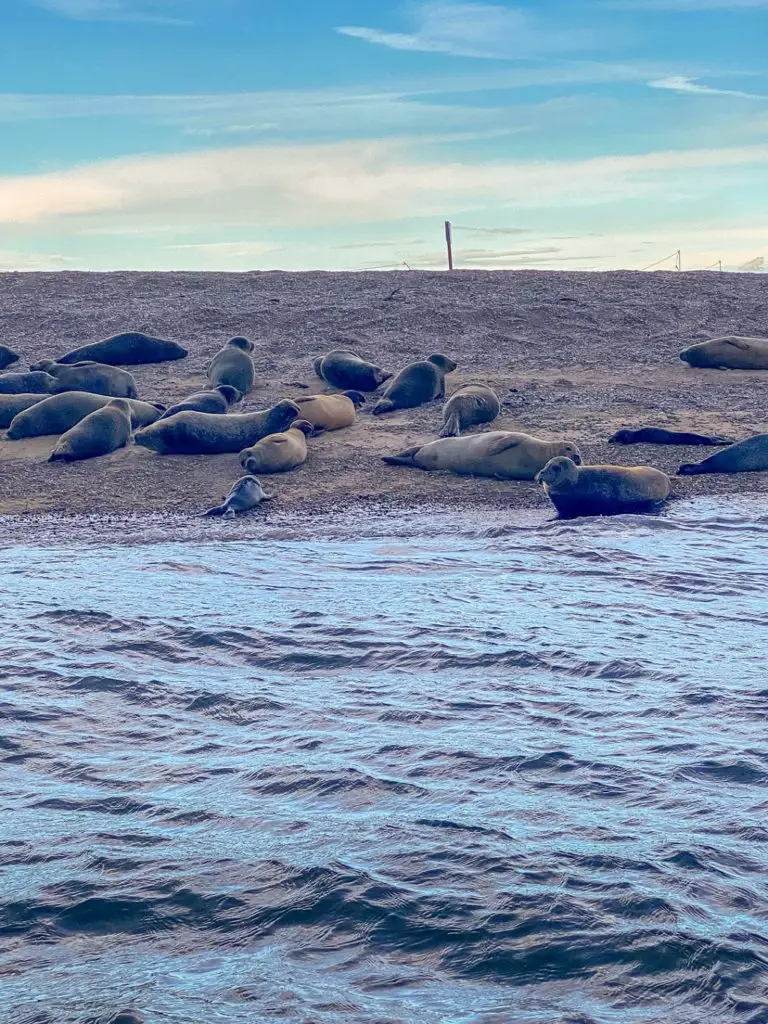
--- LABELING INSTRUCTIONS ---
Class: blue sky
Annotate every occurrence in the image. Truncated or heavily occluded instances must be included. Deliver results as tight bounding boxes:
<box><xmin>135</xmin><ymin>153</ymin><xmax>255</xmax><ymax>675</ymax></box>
<box><xmin>1</xmin><ymin>0</ymin><xmax>767</xmax><ymax>271</ymax></box>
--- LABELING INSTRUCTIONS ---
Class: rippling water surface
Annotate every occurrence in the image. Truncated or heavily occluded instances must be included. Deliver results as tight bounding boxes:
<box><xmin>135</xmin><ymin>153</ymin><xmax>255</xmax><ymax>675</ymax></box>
<box><xmin>2</xmin><ymin>497</ymin><xmax>768</xmax><ymax>1024</ymax></box>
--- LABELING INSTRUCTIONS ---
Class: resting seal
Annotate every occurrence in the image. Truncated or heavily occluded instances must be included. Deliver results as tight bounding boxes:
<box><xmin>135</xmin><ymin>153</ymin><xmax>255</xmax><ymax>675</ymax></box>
<box><xmin>207</xmin><ymin>337</ymin><xmax>256</xmax><ymax>395</ymax></box>
<box><xmin>7</xmin><ymin>392</ymin><xmax>164</xmax><ymax>440</ymax></box>
<box><xmin>293</xmin><ymin>390</ymin><xmax>364</xmax><ymax>431</ymax></box>
<box><xmin>313</xmin><ymin>348</ymin><xmax>392</xmax><ymax>391</ymax></box>
<box><xmin>372</xmin><ymin>354</ymin><xmax>457</xmax><ymax>415</ymax></box>
<box><xmin>536</xmin><ymin>457</ymin><xmax>670</xmax><ymax>517</ymax></box>
<box><xmin>439</xmin><ymin>384</ymin><xmax>500</xmax><ymax>437</ymax></box>
<box><xmin>0</xmin><ymin>345</ymin><xmax>19</xmax><ymax>371</ymax></box>
<box><xmin>383</xmin><ymin>431</ymin><xmax>581</xmax><ymax>480</ymax></box>
<box><xmin>0</xmin><ymin>393</ymin><xmax>49</xmax><ymax>428</ymax></box>
<box><xmin>134</xmin><ymin>399</ymin><xmax>300</xmax><ymax>455</ymax></box>
<box><xmin>205</xmin><ymin>476</ymin><xmax>275</xmax><ymax>517</ymax></box>
<box><xmin>0</xmin><ymin>371</ymin><xmax>55</xmax><ymax>394</ymax></box>
<box><xmin>680</xmin><ymin>336</ymin><xmax>768</xmax><ymax>370</ymax></box>
<box><xmin>49</xmin><ymin>398</ymin><xmax>133</xmax><ymax>463</ymax></box>
<box><xmin>609</xmin><ymin>426</ymin><xmax>735</xmax><ymax>446</ymax></box>
<box><xmin>33</xmin><ymin>360</ymin><xmax>138</xmax><ymax>398</ymax></box>
<box><xmin>159</xmin><ymin>385</ymin><xmax>242</xmax><ymax>419</ymax></box>
<box><xmin>40</xmin><ymin>331</ymin><xmax>188</xmax><ymax>366</ymax></box>
<box><xmin>239</xmin><ymin>420</ymin><xmax>313</xmax><ymax>474</ymax></box>
<box><xmin>677</xmin><ymin>434</ymin><xmax>768</xmax><ymax>475</ymax></box>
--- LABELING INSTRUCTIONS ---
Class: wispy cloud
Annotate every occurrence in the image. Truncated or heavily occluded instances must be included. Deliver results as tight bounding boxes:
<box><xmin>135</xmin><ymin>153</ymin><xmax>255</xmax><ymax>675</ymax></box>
<box><xmin>649</xmin><ymin>76</ymin><xmax>768</xmax><ymax>98</ymax></box>
<box><xmin>607</xmin><ymin>0</ymin><xmax>768</xmax><ymax>8</ymax></box>
<box><xmin>30</xmin><ymin>0</ymin><xmax>193</xmax><ymax>23</ymax></box>
<box><xmin>163</xmin><ymin>241</ymin><xmax>280</xmax><ymax>257</ymax></box>
<box><xmin>337</xmin><ymin>2</ymin><xmax>598</xmax><ymax>60</ymax></box>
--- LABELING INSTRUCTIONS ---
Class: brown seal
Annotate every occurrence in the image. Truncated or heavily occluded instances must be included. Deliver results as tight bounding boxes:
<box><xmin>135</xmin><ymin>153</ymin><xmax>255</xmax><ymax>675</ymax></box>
<box><xmin>239</xmin><ymin>420</ymin><xmax>314</xmax><ymax>474</ymax></box>
<box><xmin>384</xmin><ymin>432</ymin><xmax>581</xmax><ymax>480</ymax></box>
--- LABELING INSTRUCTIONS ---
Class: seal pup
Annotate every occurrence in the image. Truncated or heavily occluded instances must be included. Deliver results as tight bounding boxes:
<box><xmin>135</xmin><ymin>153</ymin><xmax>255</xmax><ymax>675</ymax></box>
<box><xmin>40</xmin><ymin>331</ymin><xmax>188</xmax><ymax>366</ymax></box>
<box><xmin>293</xmin><ymin>390</ymin><xmax>364</xmax><ymax>431</ymax></box>
<box><xmin>159</xmin><ymin>385</ymin><xmax>242</xmax><ymax>419</ymax></box>
<box><xmin>372</xmin><ymin>354</ymin><xmax>457</xmax><ymax>416</ymax></box>
<box><xmin>680</xmin><ymin>336</ymin><xmax>768</xmax><ymax>370</ymax></box>
<box><xmin>0</xmin><ymin>345</ymin><xmax>19</xmax><ymax>371</ymax></box>
<box><xmin>313</xmin><ymin>348</ymin><xmax>392</xmax><ymax>391</ymax></box>
<box><xmin>33</xmin><ymin>360</ymin><xmax>138</xmax><ymax>398</ymax></box>
<box><xmin>134</xmin><ymin>399</ymin><xmax>300</xmax><ymax>455</ymax></box>
<box><xmin>383</xmin><ymin>432</ymin><xmax>581</xmax><ymax>480</ymax></box>
<box><xmin>49</xmin><ymin>398</ymin><xmax>133</xmax><ymax>463</ymax></box>
<box><xmin>0</xmin><ymin>393</ymin><xmax>49</xmax><ymax>428</ymax></box>
<box><xmin>677</xmin><ymin>434</ymin><xmax>768</xmax><ymax>475</ymax></box>
<box><xmin>609</xmin><ymin>426</ymin><xmax>736</xmax><ymax>446</ymax></box>
<box><xmin>207</xmin><ymin>337</ymin><xmax>256</xmax><ymax>395</ymax></box>
<box><xmin>536</xmin><ymin>457</ymin><xmax>670</xmax><ymax>517</ymax></box>
<box><xmin>439</xmin><ymin>384</ymin><xmax>500</xmax><ymax>437</ymax></box>
<box><xmin>205</xmin><ymin>476</ymin><xmax>275</xmax><ymax>517</ymax></box>
<box><xmin>7</xmin><ymin>392</ymin><xmax>164</xmax><ymax>440</ymax></box>
<box><xmin>239</xmin><ymin>420</ymin><xmax>313</xmax><ymax>474</ymax></box>
<box><xmin>0</xmin><ymin>371</ymin><xmax>55</xmax><ymax>395</ymax></box>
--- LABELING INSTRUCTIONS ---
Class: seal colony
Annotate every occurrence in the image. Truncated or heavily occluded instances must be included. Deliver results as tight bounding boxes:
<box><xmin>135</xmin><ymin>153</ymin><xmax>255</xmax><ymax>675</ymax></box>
<box><xmin>1</xmin><ymin>270</ymin><xmax>767</xmax><ymax>521</ymax></box>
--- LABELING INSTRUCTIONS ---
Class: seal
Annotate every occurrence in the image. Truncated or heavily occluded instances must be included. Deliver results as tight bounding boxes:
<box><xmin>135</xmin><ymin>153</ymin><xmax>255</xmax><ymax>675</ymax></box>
<box><xmin>0</xmin><ymin>371</ymin><xmax>55</xmax><ymax>395</ymax></box>
<box><xmin>313</xmin><ymin>348</ymin><xmax>392</xmax><ymax>391</ymax></box>
<box><xmin>134</xmin><ymin>399</ymin><xmax>300</xmax><ymax>455</ymax></box>
<box><xmin>207</xmin><ymin>337</ymin><xmax>256</xmax><ymax>395</ymax></box>
<box><xmin>239</xmin><ymin>420</ymin><xmax>313</xmax><ymax>474</ymax></box>
<box><xmin>159</xmin><ymin>385</ymin><xmax>242</xmax><ymax>419</ymax></box>
<box><xmin>680</xmin><ymin>336</ymin><xmax>768</xmax><ymax>370</ymax></box>
<box><xmin>0</xmin><ymin>393</ymin><xmax>49</xmax><ymax>428</ymax></box>
<box><xmin>536</xmin><ymin>457</ymin><xmax>670</xmax><ymax>517</ymax></box>
<box><xmin>7</xmin><ymin>392</ymin><xmax>165</xmax><ymax>440</ymax></box>
<box><xmin>33</xmin><ymin>360</ymin><xmax>138</xmax><ymax>398</ymax></box>
<box><xmin>677</xmin><ymin>434</ymin><xmax>768</xmax><ymax>475</ymax></box>
<box><xmin>372</xmin><ymin>354</ymin><xmax>457</xmax><ymax>415</ymax></box>
<box><xmin>383</xmin><ymin>431</ymin><xmax>581</xmax><ymax>480</ymax></box>
<box><xmin>439</xmin><ymin>384</ymin><xmax>501</xmax><ymax>437</ymax></box>
<box><xmin>205</xmin><ymin>475</ymin><xmax>275</xmax><ymax>517</ymax></box>
<box><xmin>39</xmin><ymin>331</ymin><xmax>188</xmax><ymax>367</ymax></box>
<box><xmin>49</xmin><ymin>398</ymin><xmax>133</xmax><ymax>463</ymax></box>
<box><xmin>293</xmin><ymin>390</ymin><xmax>364</xmax><ymax>431</ymax></box>
<box><xmin>609</xmin><ymin>426</ymin><xmax>736</xmax><ymax>446</ymax></box>
<box><xmin>0</xmin><ymin>345</ymin><xmax>19</xmax><ymax>371</ymax></box>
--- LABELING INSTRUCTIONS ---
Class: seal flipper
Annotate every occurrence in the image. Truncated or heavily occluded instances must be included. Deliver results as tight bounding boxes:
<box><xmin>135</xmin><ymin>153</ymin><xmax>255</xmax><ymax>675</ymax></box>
<box><xmin>676</xmin><ymin>462</ymin><xmax>704</xmax><ymax>475</ymax></box>
<box><xmin>372</xmin><ymin>398</ymin><xmax>396</xmax><ymax>416</ymax></box>
<box><xmin>439</xmin><ymin>411</ymin><xmax>461</xmax><ymax>438</ymax></box>
<box><xmin>382</xmin><ymin>446</ymin><xmax>422</xmax><ymax>467</ymax></box>
<box><xmin>204</xmin><ymin>503</ymin><xmax>228</xmax><ymax>516</ymax></box>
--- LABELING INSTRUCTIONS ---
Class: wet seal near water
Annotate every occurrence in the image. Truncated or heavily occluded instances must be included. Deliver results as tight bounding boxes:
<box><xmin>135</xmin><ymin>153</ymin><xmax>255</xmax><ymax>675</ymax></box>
<box><xmin>239</xmin><ymin>419</ymin><xmax>313</xmax><ymax>474</ymax></box>
<box><xmin>205</xmin><ymin>475</ymin><xmax>275</xmax><ymax>517</ymax></box>
<box><xmin>38</xmin><ymin>331</ymin><xmax>188</xmax><ymax>367</ymax></box>
<box><xmin>677</xmin><ymin>434</ymin><xmax>768</xmax><ymax>475</ymax></box>
<box><xmin>7</xmin><ymin>392</ymin><xmax>164</xmax><ymax>439</ymax></box>
<box><xmin>49</xmin><ymin>398</ymin><xmax>133</xmax><ymax>463</ymax></box>
<box><xmin>207</xmin><ymin>337</ymin><xmax>256</xmax><ymax>395</ymax></box>
<box><xmin>384</xmin><ymin>432</ymin><xmax>581</xmax><ymax>480</ymax></box>
<box><xmin>439</xmin><ymin>384</ymin><xmax>501</xmax><ymax>437</ymax></box>
<box><xmin>680</xmin><ymin>336</ymin><xmax>768</xmax><ymax>371</ymax></box>
<box><xmin>159</xmin><ymin>385</ymin><xmax>242</xmax><ymax>419</ymax></box>
<box><xmin>372</xmin><ymin>354</ymin><xmax>457</xmax><ymax>415</ymax></box>
<box><xmin>134</xmin><ymin>400</ymin><xmax>300</xmax><ymax>455</ymax></box>
<box><xmin>537</xmin><ymin>457</ymin><xmax>671</xmax><ymax>517</ymax></box>
<box><xmin>313</xmin><ymin>348</ymin><xmax>391</xmax><ymax>391</ymax></box>
<box><xmin>609</xmin><ymin>426</ymin><xmax>736</xmax><ymax>446</ymax></box>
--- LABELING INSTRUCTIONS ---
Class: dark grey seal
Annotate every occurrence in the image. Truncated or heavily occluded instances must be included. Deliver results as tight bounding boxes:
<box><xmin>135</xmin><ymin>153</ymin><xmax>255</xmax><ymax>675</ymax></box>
<box><xmin>0</xmin><ymin>371</ymin><xmax>55</xmax><ymax>394</ymax></box>
<box><xmin>609</xmin><ymin>426</ymin><xmax>735</xmax><ymax>446</ymax></box>
<box><xmin>439</xmin><ymin>384</ymin><xmax>500</xmax><ymax>437</ymax></box>
<box><xmin>0</xmin><ymin>345</ymin><xmax>19</xmax><ymax>371</ymax></box>
<box><xmin>677</xmin><ymin>434</ymin><xmax>768</xmax><ymax>475</ymax></box>
<box><xmin>205</xmin><ymin>476</ymin><xmax>275</xmax><ymax>517</ymax></box>
<box><xmin>40</xmin><ymin>331</ymin><xmax>188</xmax><ymax>366</ymax></box>
<box><xmin>313</xmin><ymin>348</ymin><xmax>392</xmax><ymax>391</ymax></box>
<box><xmin>159</xmin><ymin>385</ymin><xmax>242</xmax><ymax>420</ymax></box>
<box><xmin>207</xmin><ymin>337</ymin><xmax>256</xmax><ymax>395</ymax></box>
<box><xmin>372</xmin><ymin>354</ymin><xmax>457</xmax><ymax>416</ymax></box>
<box><xmin>7</xmin><ymin>392</ymin><xmax>164</xmax><ymax>439</ymax></box>
<box><xmin>0</xmin><ymin>393</ymin><xmax>49</xmax><ymax>428</ymax></box>
<box><xmin>134</xmin><ymin>399</ymin><xmax>300</xmax><ymax>455</ymax></box>
<box><xmin>49</xmin><ymin>398</ymin><xmax>133</xmax><ymax>463</ymax></box>
<box><xmin>34</xmin><ymin>360</ymin><xmax>138</xmax><ymax>399</ymax></box>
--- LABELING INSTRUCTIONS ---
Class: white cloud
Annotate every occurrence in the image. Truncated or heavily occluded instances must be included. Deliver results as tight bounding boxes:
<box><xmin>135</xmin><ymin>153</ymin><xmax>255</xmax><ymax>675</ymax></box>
<box><xmin>0</xmin><ymin>250</ymin><xmax>75</xmax><ymax>269</ymax></box>
<box><xmin>163</xmin><ymin>241</ymin><xmax>280</xmax><ymax>257</ymax></box>
<box><xmin>337</xmin><ymin>2</ymin><xmax>597</xmax><ymax>60</ymax></box>
<box><xmin>30</xmin><ymin>0</ymin><xmax>195</xmax><ymax>21</ymax></box>
<box><xmin>649</xmin><ymin>76</ymin><xmax>768</xmax><ymax>98</ymax></box>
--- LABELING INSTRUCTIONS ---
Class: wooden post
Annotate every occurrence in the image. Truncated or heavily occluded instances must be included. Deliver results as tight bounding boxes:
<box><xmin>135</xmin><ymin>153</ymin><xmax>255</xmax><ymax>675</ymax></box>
<box><xmin>675</xmin><ymin>249</ymin><xmax>682</xmax><ymax>272</ymax></box>
<box><xmin>445</xmin><ymin>220</ymin><xmax>454</xmax><ymax>271</ymax></box>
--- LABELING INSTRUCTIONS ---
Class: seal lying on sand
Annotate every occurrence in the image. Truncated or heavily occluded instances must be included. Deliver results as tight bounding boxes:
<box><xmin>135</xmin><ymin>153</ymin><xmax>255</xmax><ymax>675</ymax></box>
<box><xmin>372</xmin><ymin>354</ymin><xmax>457</xmax><ymax>415</ymax></box>
<box><xmin>239</xmin><ymin>420</ymin><xmax>313</xmax><ymax>474</ymax></box>
<box><xmin>383</xmin><ymin>432</ymin><xmax>581</xmax><ymax>480</ymax></box>
<box><xmin>313</xmin><ymin>349</ymin><xmax>391</xmax><ymax>391</ymax></box>
<box><xmin>159</xmin><ymin>385</ymin><xmax>242</xmax><ymax>419</ymax></box>
<box><xmin>49</xmin><ymin>399</ymin><xmax>133</xmax><ymax>463</ymax></box>
<box><xmin>0</xmin><ymin>371</ymin><xmax>55</xmax><ymax>394</ymax></box>
<box><xmin>0</xmin><ymin>393</ymin><xmax>49</xmax><ymax>428</ymax></box>
<box><xmin>439</xmin><ymin>384</ymin><xmax>500</xmax><ymax>437</ymax></box>
<box><xmin>536</xmin><ymin>457</ymin><xmax>670</xmax><ymax>517</ymax></box>
<box><xmin>205</xmin><ymin>476</ymin><xmax>275</xmax><ymax>517</ymax></box>
<box><xmin>677</xmin><ymin>434</ymin><xmax>768</xmax><ymax>475</ymax></box>
<box><xmin>40</xmin><ymin>331</ymin><xmax>188</xmax><ymax>366</ymax></box>
<box><xmin>207</xmin><ymin>337</ymin><xmax>256</xmax><ymax>395</ymax></box>
<box><xmin>0</xmin><ymin>345</ymin><xmax>19</xmax><ymax>371</ymax></box>
<box><xmin>34</xmin><ymin>360</ymin><xmax>138</xmax><ymax>398</ymax></box>
<box><xmin>680</xmin><ymin>336</ymin><xmax>768</xmax><ymax>370</ymax></box>
<box><xmin>293</xmin><ymin>390</ymin><xmax>364</xmax><ymax>431</ymax></box>
<box><xmin>134</xmin><ymin>400</ymin><xmax>300</xmax><ymax>455</ymax></box>
<box><xmin>7</xmin><ymin>393</ymin><xmax>163</xmax><ymax>440</ymax></box>
<box><xmin>609</xmin><ymin>426</ymin><xmax>735</xmax><ymax>446</ymax></box>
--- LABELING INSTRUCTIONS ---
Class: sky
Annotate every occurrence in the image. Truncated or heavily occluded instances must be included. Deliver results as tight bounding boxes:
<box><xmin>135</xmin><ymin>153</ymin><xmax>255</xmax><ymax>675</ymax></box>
<box><xmin>0</xmin><ymin>0</ymin><xmax>767</xmax><ymax>271</ymax></box>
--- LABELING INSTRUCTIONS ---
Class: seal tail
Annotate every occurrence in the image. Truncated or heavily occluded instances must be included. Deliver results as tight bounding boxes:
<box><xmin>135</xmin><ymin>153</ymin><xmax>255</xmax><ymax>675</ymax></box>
<box><xmin>438</xmin><ymin>412</ymin><xmax>461</xmax><ymax>438</ymax></box>
<box><xmin>204</xmin><ymin>503</ymin><xmax>228</xmax><ymax>517</ymax></box>
<box><xmin>382</xmin><ymin>446</ymin><xmax>421</xmax><ymax>467</ymax></box>
<box><xmin>372</xmin><ymin>399</ymin><xmax>396</xmax><ymax>416</ymax></box>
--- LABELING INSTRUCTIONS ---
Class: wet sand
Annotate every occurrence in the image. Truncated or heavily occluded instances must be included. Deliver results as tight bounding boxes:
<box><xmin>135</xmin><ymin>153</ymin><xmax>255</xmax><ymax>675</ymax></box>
<box><xmin>0</xmin><ymin>269</ymin><xmax>766</xmax><ymax>534</ymax></box>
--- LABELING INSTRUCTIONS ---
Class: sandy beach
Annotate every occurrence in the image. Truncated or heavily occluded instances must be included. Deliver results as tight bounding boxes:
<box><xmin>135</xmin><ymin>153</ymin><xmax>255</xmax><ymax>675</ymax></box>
<box><xmin>0</xmin><ymin>268</ymin><xmax>766</xmax><ymax>529</ymax></box>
